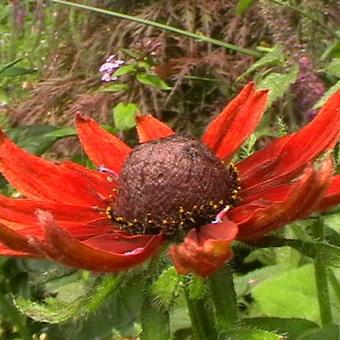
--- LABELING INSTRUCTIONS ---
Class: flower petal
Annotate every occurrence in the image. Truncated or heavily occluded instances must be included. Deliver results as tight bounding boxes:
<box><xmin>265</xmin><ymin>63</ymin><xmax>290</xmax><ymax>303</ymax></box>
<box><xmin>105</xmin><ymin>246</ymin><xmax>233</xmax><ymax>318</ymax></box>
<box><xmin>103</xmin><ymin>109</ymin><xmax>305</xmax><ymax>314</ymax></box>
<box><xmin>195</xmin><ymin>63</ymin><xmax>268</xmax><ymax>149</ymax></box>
<box><xmin>76</xmin><ymin>113</ymin><xmax>131</xmax><ymax>174</ymax></box>
<box><xmin>231</xmin><ymin>160</ymin><xmax>333</xmax><ymax>240</ymax></box>
<box><xmin>318</xmin><ymin>175</ymin><xmax>340</xmax><ymax>211</ymax></box>
<box><xmin>0</xmin><ymin>222</ymin><xmax>42</xmax><ymax>255</ymax></box>
<box><xmin>37</xmin><ymin>211</ymin><xmax>165</xmax><ymax>272</ymax></box>
<box><xmin>202</xmin><ymin>82</ymin><xmax>268</xmax><ymax>162</ymax></box>
<box><xmin>238</xmin><ymin>89</ymin><xmax>340</xmax><ymax>192</ymax></box>
<box><xmin>136</xmin><ymin>115</ymin><xmax>175</xmax><ymax>143</ymax></box>
<box><xmin>169</xmin><ymin>220</ymin><xmax>238</xmax><ymax>277</ymax></box>
<box><xmin>0</xmin><ymin>130</ymin><xmax>113</xmax><ymax>205</ymax></box>
<box><xmin>0</xmin><ymin>195</ymin><xmax>113</xmax><ymax>240</ymax></box>
<box><xmin>0</xmin><ymin>241</ymin><xmax>36</xmax><ymax>257</ymax></box>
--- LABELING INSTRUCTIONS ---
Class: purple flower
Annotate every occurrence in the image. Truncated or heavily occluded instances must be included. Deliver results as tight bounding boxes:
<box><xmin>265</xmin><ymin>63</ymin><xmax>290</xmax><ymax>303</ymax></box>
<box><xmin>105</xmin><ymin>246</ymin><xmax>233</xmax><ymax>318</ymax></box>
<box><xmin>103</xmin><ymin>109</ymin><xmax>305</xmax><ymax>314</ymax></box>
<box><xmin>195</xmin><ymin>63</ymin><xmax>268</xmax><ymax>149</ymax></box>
<box><xmin>99</xmin><ymin>55</ymin><xmax>124</xmax><ymax>82</ymax></box>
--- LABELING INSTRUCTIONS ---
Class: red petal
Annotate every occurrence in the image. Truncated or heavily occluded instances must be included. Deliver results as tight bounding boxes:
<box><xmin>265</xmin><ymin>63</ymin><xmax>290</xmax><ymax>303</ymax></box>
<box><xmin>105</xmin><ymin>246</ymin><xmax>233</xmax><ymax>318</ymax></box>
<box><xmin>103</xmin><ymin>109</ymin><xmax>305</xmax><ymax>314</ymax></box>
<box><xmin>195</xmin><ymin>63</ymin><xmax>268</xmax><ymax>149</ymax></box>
<box><xmin>37</xmin><ymin>211</ymin><xmax>165</xmax><ymax>272</ymax></box>
<box><xmin>169</xmin><ymin>220</ymin><xmax>238</xmax><ymax>277</ymax></box>
<box><xmin>76</xmin><ymin>113</ymin><xmax>131</xmax><ymax>174</ymax></box>
<box><xmin>0</xmin><ymin>130</ymin><xmax>113</xmax><ymax>205</ymax></box>
<box><xmin>238</xmin><ymin>89</ymin><xmax>340</xmax><ymax>192</ymax></box>
<box><xmin>0</xmin><ymin>196</ymin><xmax>113</xmax><ymax>240</ymax></box>
<box><xmin>136</xmin><ymin>115</ymin><xmax>175</xmax><ymax>143</ymax></box>
<box><xmin>0</xmin><ymin>222</ymin><xmax>42</xmax><ymax>255</ymax></box>
<box><xmin>231</xmin><ymin>160</ymin><xmax>333</xmax><ymax>240</ymax></box>
<box><xmin>0</xmin><ymin>242</ymin><xmax>36</xmax><ymax>257</ymax></box>
<box><xmin>318</xmin><ymin>175</ymin><xmax>340</xmax><ymax>211</ymax></box>
<box><xmin>202</xmin><ymin>82</ymin><xmax>268</xmax><ymax>162</ymax></box>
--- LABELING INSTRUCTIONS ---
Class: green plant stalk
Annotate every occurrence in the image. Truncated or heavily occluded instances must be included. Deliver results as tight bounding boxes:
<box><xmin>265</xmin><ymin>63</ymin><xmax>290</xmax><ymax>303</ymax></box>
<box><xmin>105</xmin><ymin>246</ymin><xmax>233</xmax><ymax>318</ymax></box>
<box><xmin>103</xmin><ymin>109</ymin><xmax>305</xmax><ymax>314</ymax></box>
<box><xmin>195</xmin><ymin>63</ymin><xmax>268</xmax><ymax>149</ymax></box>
<box><xmin>268</xmin><ymin>0</ymin><xmax>340</xmax><ymax>41</ymax></box>
<box><xmin>184</xmin><ymin>286</ymin><xmax>216</xmax><ymax>340</ymax></box>
<box><xmin>208</xmin><ymin>265</ymin><xmax>238</xmax><ymax>333</ymax></box>
<box><xmin>51</xmin><ymin>0</ymin><xmax>261</xmax><ymax>58</ymax></box>
<box><xmin>312</xmin><ymin>219</ymin><xmax>333</xmax><ymax>326</ymax></box>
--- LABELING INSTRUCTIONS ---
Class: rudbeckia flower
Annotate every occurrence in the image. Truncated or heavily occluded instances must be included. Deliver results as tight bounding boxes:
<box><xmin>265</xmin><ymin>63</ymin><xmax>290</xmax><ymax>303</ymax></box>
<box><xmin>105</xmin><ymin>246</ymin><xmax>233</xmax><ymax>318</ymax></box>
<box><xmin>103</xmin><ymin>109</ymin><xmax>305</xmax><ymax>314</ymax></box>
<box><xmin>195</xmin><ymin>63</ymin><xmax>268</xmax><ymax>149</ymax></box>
<box><xmin>0</xmin><ymin>82</ymin><xmax>339</xmax><ymax>277</ymax></box>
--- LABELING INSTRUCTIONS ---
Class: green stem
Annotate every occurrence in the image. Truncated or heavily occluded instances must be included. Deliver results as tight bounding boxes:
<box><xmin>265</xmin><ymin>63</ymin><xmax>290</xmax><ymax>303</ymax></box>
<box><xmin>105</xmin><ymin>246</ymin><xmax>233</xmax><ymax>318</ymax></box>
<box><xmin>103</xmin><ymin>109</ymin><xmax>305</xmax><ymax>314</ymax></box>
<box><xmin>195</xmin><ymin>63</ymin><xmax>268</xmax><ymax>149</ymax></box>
<box><xmin>51</xmin><ymin>0</ymin><xmax>261</xmax><ymax>58</ymax></box>
<box><xmin>312</xmin><ymin>220</ymin><xmax>333</xmax><ymax>327</ymax></box>
<box><xmin>184</xmin><ymin>286</ymin><xmax>215</xmax><ymax>340</ymax></box>
<box><xmin>208</xmin><ymin>266</ymin><xmax>238</xmax><ymax>333</ymax></box>
<box><xmin>268</xmin><ymin>0</ymin><xmax>340</xmax><ymax>41</ymax></box>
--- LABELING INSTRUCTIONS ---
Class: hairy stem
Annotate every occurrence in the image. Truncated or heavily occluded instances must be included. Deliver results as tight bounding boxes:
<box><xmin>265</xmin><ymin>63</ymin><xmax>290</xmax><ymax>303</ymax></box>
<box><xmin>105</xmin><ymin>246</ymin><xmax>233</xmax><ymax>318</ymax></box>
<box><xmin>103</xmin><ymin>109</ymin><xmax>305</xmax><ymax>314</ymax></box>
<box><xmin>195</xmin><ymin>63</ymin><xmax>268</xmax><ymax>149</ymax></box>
<box><xmin>184</xmin><ymin>284</ymin><xmax>216</xmax><ymax>340</ymax></box>
<box><xmin>51</xmin><ymin>0</ymin><xmax>261</xmax><ymax>58</ymax></box>
<box><xmin>208</xmin><ymin>266</ymin><xmax>238</xmax><ymax>333</ymax></box>
<box><xmin>312</xmin><ymin>219</ymin><xmax>333</xmax><ymax>326</ymax></box>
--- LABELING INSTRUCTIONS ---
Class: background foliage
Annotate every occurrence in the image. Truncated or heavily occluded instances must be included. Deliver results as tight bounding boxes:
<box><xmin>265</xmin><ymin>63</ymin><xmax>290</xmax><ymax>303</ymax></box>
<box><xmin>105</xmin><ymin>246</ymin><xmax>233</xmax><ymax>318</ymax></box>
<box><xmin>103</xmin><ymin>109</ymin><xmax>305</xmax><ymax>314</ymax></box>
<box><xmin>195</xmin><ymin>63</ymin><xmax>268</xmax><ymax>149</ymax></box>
<box><xmin>0</xmin><ymin>0</ymin><xmax>340</xmax><ymax>339</ymax></box>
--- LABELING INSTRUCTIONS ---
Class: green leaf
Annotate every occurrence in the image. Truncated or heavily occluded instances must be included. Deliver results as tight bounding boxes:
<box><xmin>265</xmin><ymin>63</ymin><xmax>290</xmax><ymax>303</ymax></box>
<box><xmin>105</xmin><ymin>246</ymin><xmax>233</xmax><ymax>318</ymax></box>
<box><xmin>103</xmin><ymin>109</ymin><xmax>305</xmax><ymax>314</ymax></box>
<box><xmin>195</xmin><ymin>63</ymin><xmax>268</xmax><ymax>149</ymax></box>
<box><xmin>150</xmin><ymin>267</ymin><xmax>180</xmax><ymax>309</ymax></box>
<box><xmin>236</xmin><ymin>0</ymin><xmax>254</xmax><ymax>15</ymax></box>
<box><xmin>235</xmin><ymin>264</ymin><xmax>289</xmax><ymax>297</ymax></box>
<box><xmin>240</xmin><ymin>46</ymin><xmax>284</xmax><ymax>78</ymax></box>
<box><xmin>251</xmin><ymin>264</ymin><xmax>340</xmax><ymax>323</ymax></box>
<box><xmin>0</xmin><ymin>66</ymin><xmax>36</xmax><ymax>77</ymax></box>
<box><xmin>326</xmin><ymin>58</ymin><xmax>340</xmax><ymax>78</ymax></box>
<box><xmin>0</xmin><ymin>58</ymin><xmax>22</xmax><ymax>72</ymax></box>
<box><xmin>230</xmin><ymin>328</ymin><xmax>281</xmax><ymax>340</ymax></box>
<box><xmin>44</xmin><ymin>127</ymin><xmax>77</xmax><ymax>138</ymax></box>
<box><xmin>137</xmin><ymin>73</ymin><xmax>171</xmax><ymax>90</ymax></box>
<box><xmin>313</xmin><ymin>80</ymin><xmax>340</xmax><ymax>109</ymax></box>
<box><xmin>243</xmin><ymin>317</ymin><xmax>318</xmax><ymax>338</ymax></box>
<box><xmin>297</xmin><ymin>324</ymin><xmax>340</xmax><ymax>340</ymax></box>
<box><xmin>14</xmin><ymin>275</ymin><xmax>124</xmax><ymax>324</ymax></box>
<box><xmin>8</xmin><ymin>125</ymin><xmax>72</xmax><ymax>155</ymax></box>
<box><xmin>140</xmin><ymin>297</ymin><xmax>170</xmax><ymax>340</ymax></box>
<box><xmin>113</xmin><ymin>102</ymin><xmax>138</xmax><ymax>130</ymax></box>
<box><xmin>113</xmin><ymin>64</ymin><xmax>137</xmax><ymax>76</ymax></box>
<box><xmin>258</xmin><ymin>66</ymin><xmax>298</xmax><ymax>105</ymax></box>
<box><xmin>100</xmin><ymin>83</ymin><xmax>128</xmax><ymax>92</ymax></box>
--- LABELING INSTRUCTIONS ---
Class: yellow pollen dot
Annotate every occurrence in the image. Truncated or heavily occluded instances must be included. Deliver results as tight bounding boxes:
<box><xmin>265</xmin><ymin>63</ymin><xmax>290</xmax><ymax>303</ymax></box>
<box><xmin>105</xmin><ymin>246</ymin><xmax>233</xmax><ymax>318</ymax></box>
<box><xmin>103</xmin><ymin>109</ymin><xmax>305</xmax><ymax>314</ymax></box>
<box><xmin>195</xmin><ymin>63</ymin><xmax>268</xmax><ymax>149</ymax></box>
<box><xmin>179</xmin><ymin>207</ymin><xmax>185</xmax><ymax>213</ymax></box>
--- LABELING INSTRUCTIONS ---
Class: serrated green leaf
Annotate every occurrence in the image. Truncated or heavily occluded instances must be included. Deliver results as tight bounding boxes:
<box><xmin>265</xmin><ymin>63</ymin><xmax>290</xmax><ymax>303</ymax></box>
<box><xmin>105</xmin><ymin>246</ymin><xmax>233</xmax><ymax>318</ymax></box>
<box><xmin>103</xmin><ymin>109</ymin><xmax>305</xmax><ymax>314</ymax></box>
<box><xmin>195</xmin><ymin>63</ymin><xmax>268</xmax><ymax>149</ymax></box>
<box><xmin>243</xmin><ymin>317</ymin><xmax>318</xmax><ymax>338</ymax></box>
<box><xmin>113</xmin><ymin>102</ymin><xmax>138</xmax><ymax>130</ymax></box>
<box><xmin>150</xmin><ymin>267</ymin><xmax>180</xmax><ymax>309</ymax></box>
<box><xmin>113</xmin><ymin>64</ymin><xmax>137</xmax><ymax>76</ymax></box>
<box><xmin>137</xmin><ymin>73</ymin><xmax>171</xmax><ymax>90</ymax></box>
<box><xmin>230</xmin><ymin>327</ymin><xmax>281</xmax><ymax>340</ymax></box>
<box><xmin>14</xmin><ymin>275</ymin><xmax>124</xmax><ymax>324</ymax></box>
<box><xmin>313</xmin><ymin>80</ymin><xmax>340</xmax><ymax>109</ymax></box>
<box><xmin>236</xmin><ymin>0</ymin><xmax>254</xmax><ymax>15</ymax></box>
<box><xmin>258</xmin><ymin>66</ymin><xmax>298</xmax><ymax>105</ymax></box>
<box><xmin>326</xmin><ymin>58</ymin><xmax>340</xmax><ymax>78</ymax></box>
<box><xmin>240</xmin><ymin>46</ymin><xmax>284</xmax><ymax>79</ymax></box>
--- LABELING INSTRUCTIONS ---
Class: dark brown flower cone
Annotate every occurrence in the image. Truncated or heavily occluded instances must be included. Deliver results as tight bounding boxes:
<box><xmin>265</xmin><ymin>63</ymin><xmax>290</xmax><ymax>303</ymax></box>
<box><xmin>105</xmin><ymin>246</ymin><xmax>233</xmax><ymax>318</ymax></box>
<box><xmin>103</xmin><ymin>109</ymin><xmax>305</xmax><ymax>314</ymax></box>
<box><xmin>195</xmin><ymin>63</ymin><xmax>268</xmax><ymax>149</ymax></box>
<box><xmin>113</xmin><ymin>135</ymin><xmax>234</xmax><ymax>235</ymax></box>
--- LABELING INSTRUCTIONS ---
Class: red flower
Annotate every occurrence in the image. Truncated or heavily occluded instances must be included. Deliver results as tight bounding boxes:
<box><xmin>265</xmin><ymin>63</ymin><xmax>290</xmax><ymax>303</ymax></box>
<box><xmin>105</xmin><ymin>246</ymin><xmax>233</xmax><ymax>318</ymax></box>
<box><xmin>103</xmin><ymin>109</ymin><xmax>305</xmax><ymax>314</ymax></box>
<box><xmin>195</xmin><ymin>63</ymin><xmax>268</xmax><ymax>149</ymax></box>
<box><xmin>0</xmin><ymin>82</ymin><xmax>339</xmax><ymax>277</ymax></box>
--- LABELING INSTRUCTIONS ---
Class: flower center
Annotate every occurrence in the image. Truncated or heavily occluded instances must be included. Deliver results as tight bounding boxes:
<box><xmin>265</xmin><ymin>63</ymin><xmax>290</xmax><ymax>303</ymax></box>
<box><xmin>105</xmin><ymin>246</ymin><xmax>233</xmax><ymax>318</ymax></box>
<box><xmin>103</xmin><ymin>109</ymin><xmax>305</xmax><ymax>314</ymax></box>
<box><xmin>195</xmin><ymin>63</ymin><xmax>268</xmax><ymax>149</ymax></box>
<box><xmin>108</xmin><ymin>135</ymin><xmax>239</xmax><ymax>237</ymax></box>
